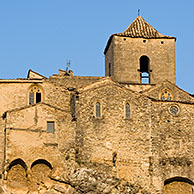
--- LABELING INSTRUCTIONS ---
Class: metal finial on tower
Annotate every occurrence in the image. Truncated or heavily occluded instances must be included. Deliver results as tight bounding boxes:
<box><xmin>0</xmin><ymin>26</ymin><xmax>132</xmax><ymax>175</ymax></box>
<box><xmin>138</xmin><ymin>9</ymin><xmax>140</xmax><ymax>16</ymax></box>
<box><xmin>66</xmin><ymin>60</ymin><xmax>71</xmax><ymax>71</ymax></box>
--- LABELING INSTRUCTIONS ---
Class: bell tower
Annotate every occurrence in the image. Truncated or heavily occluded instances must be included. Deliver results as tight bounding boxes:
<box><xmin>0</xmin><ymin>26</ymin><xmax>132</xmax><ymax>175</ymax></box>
<box><xmin>104</xmin><ymin>16</ymin><xmax>176</xmax><ymax>84</ymax></box>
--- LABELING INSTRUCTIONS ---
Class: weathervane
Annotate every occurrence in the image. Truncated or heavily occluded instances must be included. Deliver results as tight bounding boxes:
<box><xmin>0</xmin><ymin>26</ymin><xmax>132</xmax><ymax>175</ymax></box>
<box><xmin>66</xmin><ymin>60</ymin><xmax>71</xmax><ymax>71</ymax></box>
<box><xmin>138</xmin><ymin>9</ymin><xmax>140</xmax><ymax>16</ymax></box>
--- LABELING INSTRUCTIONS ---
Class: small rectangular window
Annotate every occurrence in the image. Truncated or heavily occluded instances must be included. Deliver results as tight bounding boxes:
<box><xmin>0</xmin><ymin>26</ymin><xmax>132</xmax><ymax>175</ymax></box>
<box><xmin>47</xmin><ymin>121</ymin><xmax>55</xmax><ymax>133</ymax></box>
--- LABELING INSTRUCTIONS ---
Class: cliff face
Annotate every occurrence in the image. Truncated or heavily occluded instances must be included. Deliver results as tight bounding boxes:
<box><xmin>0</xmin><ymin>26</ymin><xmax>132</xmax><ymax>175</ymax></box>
<box><xmin>1</xmin><ymin>157</ymin><xmax>152</xmax><ymax>194</ymax></box>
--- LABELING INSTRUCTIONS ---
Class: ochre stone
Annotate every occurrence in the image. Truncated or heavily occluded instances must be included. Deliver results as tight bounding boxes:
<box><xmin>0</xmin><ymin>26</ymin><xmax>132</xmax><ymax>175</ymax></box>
<box><xmin>0</xmin><ymin>16</ymin><xmax>193</xmax><ymax>194</ymax></box>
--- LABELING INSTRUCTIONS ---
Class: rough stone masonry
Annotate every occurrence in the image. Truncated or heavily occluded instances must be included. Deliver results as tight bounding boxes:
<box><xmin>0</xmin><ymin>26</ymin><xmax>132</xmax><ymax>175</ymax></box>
<box><xmin>0</xmin><ymin>16</ymin><xmax>193</xmax><ymax>194</ymax></box>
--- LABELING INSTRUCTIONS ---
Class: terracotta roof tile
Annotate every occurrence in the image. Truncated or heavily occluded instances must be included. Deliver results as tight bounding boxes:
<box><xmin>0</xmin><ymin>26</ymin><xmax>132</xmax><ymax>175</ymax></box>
<box><xmin>116</xmin><ymin>16</ymin><xmax>175</xmax><ymax>39</ymax></box>
<box><xmin>104</xmin><ymin>16</ymin><xmax>176</xmax><ymax>54</ymax></box>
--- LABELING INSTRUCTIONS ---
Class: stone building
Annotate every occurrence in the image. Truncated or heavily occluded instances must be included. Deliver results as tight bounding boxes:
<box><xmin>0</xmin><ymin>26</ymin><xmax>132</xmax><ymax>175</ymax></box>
<box><xmin>0</xmin><ymin>16</ymin><xmax>193</xmax><ymax>194</ymax></box>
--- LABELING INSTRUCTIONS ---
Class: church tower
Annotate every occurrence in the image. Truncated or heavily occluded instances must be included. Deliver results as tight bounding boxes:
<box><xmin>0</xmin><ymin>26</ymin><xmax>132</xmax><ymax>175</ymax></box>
<box><xmin>104</xmin><ymin>16</ymin><xmax>176</xmax><ymax>84</ymax></box>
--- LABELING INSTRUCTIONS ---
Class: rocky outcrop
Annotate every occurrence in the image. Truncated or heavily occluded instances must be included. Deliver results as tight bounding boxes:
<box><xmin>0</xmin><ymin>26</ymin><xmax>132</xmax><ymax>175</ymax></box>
<box><xmin>49</xmin><ymin>166</ymin><xmax>151</xmax><ymax>194</ymax></box>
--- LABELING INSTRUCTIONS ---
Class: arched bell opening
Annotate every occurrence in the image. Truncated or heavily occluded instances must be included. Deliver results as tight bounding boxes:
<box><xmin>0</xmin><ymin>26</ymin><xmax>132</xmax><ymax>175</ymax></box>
<box><xmin>140</xmin><ymin>55</ymin><xmax>150</xmax><ymax>84</ymax></box>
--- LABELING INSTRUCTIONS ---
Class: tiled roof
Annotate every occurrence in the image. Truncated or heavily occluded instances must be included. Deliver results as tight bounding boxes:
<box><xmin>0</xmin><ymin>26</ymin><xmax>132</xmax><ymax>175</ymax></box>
<box><xmin>104</xmin><ymin>16</ymin><xmax>176</xmax><ymax>54</ymax></box>
<box><xmin>116</xmin><ymin>16</ymin><xmax>175</xmax><ymax>39</ymax></box>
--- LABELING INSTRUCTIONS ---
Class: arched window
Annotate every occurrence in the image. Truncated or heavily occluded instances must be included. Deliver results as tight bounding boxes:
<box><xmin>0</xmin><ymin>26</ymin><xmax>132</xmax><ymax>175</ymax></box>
<box><xmin>125</xmin><ymin>103</ymin><xmax>130</xmax><ymax>119</ymax></box>
<box><xmin>96</xmin><ymin>102</ymin><xmax>101</xmax><ymax>118</ymax></box>
<box><xmin>29</xmin><ymin>85</ymin><xmax>42</xmax><ymax>105</ymax></box>
<box><xmin>140</xmin><ymin>56</ymin><xmax>150</xmax><ymax>84</ymax></box>
<box><xmin>160</xmin><ymin>88</ymin><xmax>173</xmax><ymax>101</ymax></box>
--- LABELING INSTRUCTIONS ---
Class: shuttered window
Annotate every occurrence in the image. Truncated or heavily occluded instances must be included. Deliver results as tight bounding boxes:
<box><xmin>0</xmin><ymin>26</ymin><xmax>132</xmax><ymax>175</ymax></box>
<box><xmin>29</xmin><ymin>92</ymin><xmax>34</xmax><ymax>105</ymax></box>
<box><xmin>125</xmin><ymin>103</ymin><xmax>130</xmax><ymax>119</ymax></box>
<box><xmin>47</xmin><ymin>121</ymin><xmax>55</xmax><ymax>133</ymax></box>
<box><xmin>96</xmin><ymin>102</ymin><xmax>101</xmax><ymax>118</ymax></box>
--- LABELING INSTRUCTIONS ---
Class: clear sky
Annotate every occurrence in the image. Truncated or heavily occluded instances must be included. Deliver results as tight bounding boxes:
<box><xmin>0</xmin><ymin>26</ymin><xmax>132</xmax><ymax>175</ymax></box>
<box><xmin>0</xmin><ymin>0</ymin><xmax>193</xmax><ymax>93</ymax></box>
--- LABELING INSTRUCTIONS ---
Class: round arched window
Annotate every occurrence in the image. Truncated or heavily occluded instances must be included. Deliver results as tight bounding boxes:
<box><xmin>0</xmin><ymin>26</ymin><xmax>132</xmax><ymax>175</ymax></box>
<box><xmin>160</xmin><ymin>88</ymin><xmax>173</xmax><ymax>101</ymax></box>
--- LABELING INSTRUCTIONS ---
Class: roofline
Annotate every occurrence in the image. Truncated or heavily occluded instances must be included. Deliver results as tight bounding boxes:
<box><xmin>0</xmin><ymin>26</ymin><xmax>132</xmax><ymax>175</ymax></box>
<box><xmin>0</xmin><ymin>79</ymin><xmax>43</xmax><ymax>83</ymax></box>
<box><xmin>104</xmin><ymin>34</ymin><xmax>176</xmax><ymax>55</ymax></box>
<box><xmin>115</xmin><ymin>34</ymin><xmax>176</xmax><ymax>40</ymax></box>
<box><xmin>104</xmin><ymin>34</ymin><xmax>114</xmax><ymax>55</ymax></box>
<box><xmin>78</xmin><ymin>77</ymin><xmax>151</xmax><ymax>101</ymax></box>
<box><xmin>27</xmin><ymin>69</ymin><xmax>47</xmax><ymax>79</ymax></box>
<box><xmin>149</xmin><ymin>98</ymin><xmax>194</xmax><ymax>105</ymax></box>
<box><xmin>6</xmin><ymin>102</ymin><xmax>69</xmax><ymax>113</ymax></box>
<box><xmin>141</xmin><ymin>79</ymin><xmax>194</xmax><ymax>100</ymax></box>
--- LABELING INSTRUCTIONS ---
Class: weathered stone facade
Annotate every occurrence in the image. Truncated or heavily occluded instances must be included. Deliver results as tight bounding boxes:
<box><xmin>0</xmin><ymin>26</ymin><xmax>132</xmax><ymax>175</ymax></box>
<box><xmin>0</xmin><ymin>16</ymin><xmax>193</xmax><ymax>194</ymax></box>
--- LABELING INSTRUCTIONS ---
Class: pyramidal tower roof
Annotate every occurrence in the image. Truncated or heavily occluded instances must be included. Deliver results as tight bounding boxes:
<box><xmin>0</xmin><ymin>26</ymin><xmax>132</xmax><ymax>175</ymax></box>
<box><xmin>104</xmin><ymin>16</ymin><xmax>176</xmax><ymax>54</ymax></box>
<box><xmin>116</xmin><ymin>16</ymin><xmax>175</xmax><ymax>39</ymax></box>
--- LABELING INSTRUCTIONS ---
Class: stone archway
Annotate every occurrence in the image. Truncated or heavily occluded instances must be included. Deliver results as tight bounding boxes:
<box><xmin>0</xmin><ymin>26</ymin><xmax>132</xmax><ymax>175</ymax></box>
<box><xmin>164</xmin><ymin>177</ymin><xmax>193</xmax><ymax>194</ymax></box>
<box><xmin>7</xmin><ymin>158</ymin><xmax>28</xmax><ymax>188</ymax></box>
<box><xmin>31</xmin><ymin>159</ymin><xmax>52</xmax><ymax>183</ymax></box>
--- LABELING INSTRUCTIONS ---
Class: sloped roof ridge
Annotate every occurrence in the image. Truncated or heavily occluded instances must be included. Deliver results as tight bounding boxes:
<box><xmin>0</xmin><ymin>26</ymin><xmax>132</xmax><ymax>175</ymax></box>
<box><xmin>141</xmin><ymin>80</ymin><xmax>194</xmax><ymax>101</ymax></box>
<box><xmin>141</xmin><ymin>80</ymin><xmax>173</xmax><ymax>93</ymax></box>
<box><xmin>6</xmin><ymin>102</ymin><xmax>69</xmax><ymax>113</ymax></box>
<box><xmin>104</xmin><ymin>16</ymin><xmax>176</xmax><ymax>54</ymax></box>
<box><xmin>27</xmin><ymin>69</ymin><xmax>47</xmax><ymax>79</ymax></box>
<box><xmin>116</xmin><ymin>16</ymin><xmax>175</xmax><ymax>39</ymax></box>
<box><xmin>142</xmin><ymin>80</ymin><xmax>190</xmax><ymax>95</ymax></box>
<box><xmin>78</xmin><ymin>77</ymin><xmax>115</xmax><ymax>92</ymax></box>
<box><xmin>78</xmin><ymin>77</ymin><xmax>150</xmax><ymax>99</ymax></box>
<box><xmin>149</xmin><ymin>98</ymin><xmax>194</xmax><ymax>105</ymax></box>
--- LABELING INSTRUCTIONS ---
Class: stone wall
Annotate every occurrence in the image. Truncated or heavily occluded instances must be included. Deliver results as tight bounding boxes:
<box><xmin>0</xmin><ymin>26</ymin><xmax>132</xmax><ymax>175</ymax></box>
<box><xmin>2</xmin><ymin>103</ymin><xmax>75</xmax><ymax>193</ymax></box>
<box><xmin>105</xmin><ymin>36</ymin><xmax>176</xmax><ymax>85</ymax></box>
<box><xmin>105</xmin><ymin>39</ymin><xmax>114</xmax><ymax>77</ymax></box>
<box><xmin>142</xmin><ymin>81</ymin><xmax>194</xmax><ymax>103</ymax></box>
<box><xmin>76</xmin><ymin>82</ymin><xmax>152</xmax><ymax>191</ymax></box>
<box><xmin>151</xmin><ymin>101</ymin><xmax>194</xmax><ymax>193</ymax></box>
<box><xmin>0</xmin><ymin>73</ymin><xmax>193</xmax><ymax>193</ymax></box>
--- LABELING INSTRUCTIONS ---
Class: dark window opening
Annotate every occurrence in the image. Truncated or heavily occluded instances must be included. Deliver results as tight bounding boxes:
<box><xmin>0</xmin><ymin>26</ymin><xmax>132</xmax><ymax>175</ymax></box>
<box><xmin>108</xmin><ymin>63</ymin><xmax>111</xmax><ymax>76</ymax></box>
<box><xmin>96</xmin><ymin>102</ymin><xmax>101</xmax><ymax>118</ymax></box>
<box><xmin>36</xmin><ymin>93</ymin><xmax>41</xmax><ymax>103</ymax></box>
<box><xmin>140</xmin><ymin>56</ymin><xmax>150</xmax><ymax>84</ymax></box>
<box><xmin>112</xmin><ymin>152</ymin><xmax>117</xmax><ymax>167</ymax></box>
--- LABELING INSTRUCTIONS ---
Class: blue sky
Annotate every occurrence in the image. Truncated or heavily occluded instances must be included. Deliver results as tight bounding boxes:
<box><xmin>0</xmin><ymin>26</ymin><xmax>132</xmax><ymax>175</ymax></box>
<box><xmin>0</xmin><ymin>0</ymin><xmax>193</xmax><ymax>93</ymax></box>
